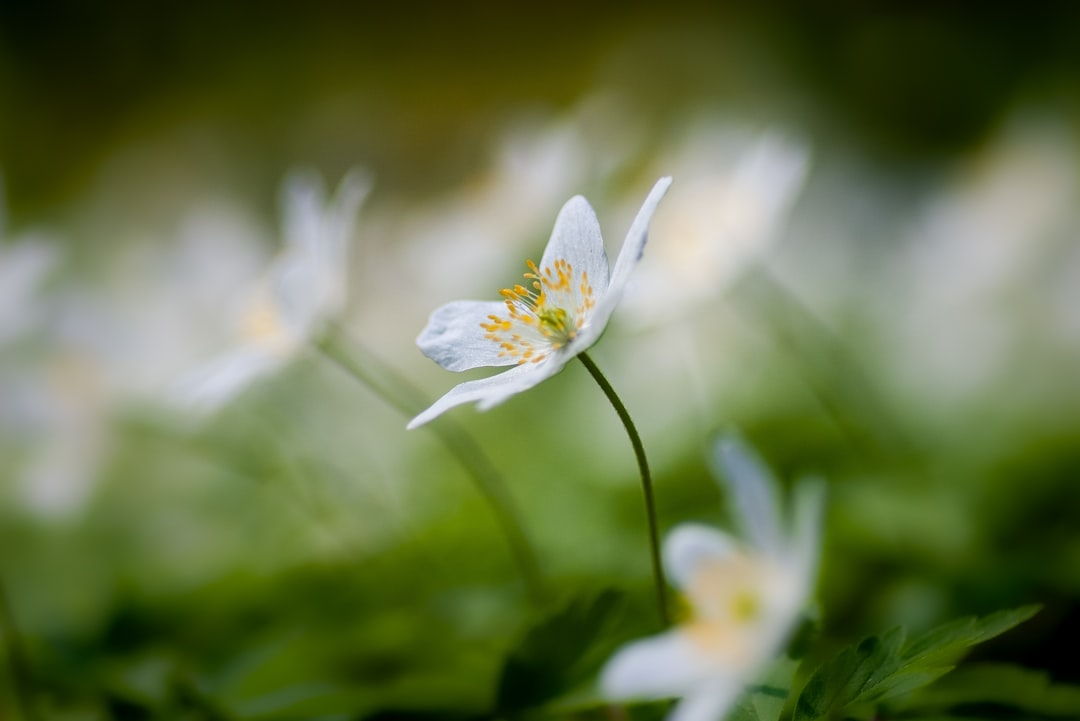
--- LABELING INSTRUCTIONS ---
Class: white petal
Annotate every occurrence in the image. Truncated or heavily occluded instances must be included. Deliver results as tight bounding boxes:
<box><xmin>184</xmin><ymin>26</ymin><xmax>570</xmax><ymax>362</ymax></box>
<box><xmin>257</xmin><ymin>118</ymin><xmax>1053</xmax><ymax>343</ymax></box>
<box><xmin>789</xmin><ymin>475</ymin><xmax>826</xmax><ymax>582</ymax></box>
<box><xmin>586</xmin><ymin>177</ymin><xmax>672</xmax><ymax>337</ymax></box>
<box><xmin>281</xmin><ymin>170</ymin><xmax>328</xmax><ymax>255</ymax></box>
<box><xmin>407</xmin><ymin>359</ymin><xmax>564</xmax><ymax>429</ymax></box>
<box><xmin>270</xmin><ymin>251</ymin><xmax>322</xmax><ymax>336</ymax></box>
<box><xmin>600</xmin><ymin>631</ymin><xmax>708</xmax><ymax>701</ymax></box>
<box><xmin>732</xmin><ymin>132</ymin><xmax>809</xmax><ymax>232</ymax></box>
<box><xmin>323</xmin><ymin>168</ymin><xmax>373</xmax><ymax>276</ymax></box>
<box><xmin>539</xmin><ymin>195</ymin><xmax>610</xmax><ymax>299</ymax></box>
<box><xmin>417</xmin><ymin>300</ymin><xmax>521</xmax><ymax>372</ymax></box>
<box><xmin>0</xmin><ymin>240</ymin><xmax>57</xmax><ymax>344</ymax></box>
<box><xmin>667</xmin><ymin>682</ymin><xmax>742</xmax><ymax>721</ymax></box>
<box><xmin>709</xmin><ymin>433</ymin><xmax>783</xmax><ymax>555</ymax></box>
<box><xmin>664</xmin><ymin>523</ymin><xmax>740</xmax><ymax>591</ymax></box>
<box><xmin>274</xmin><ymin>169</ymin><xmax>371</xmax><ymax>334</ymax></box>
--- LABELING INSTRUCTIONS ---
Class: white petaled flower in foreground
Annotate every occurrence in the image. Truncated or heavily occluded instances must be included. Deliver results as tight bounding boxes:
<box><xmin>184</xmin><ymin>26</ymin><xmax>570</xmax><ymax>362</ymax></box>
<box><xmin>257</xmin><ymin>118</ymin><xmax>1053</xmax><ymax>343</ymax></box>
<box><xmin>407</xmin><ymin>177</ymin><xmax>672</xmax><ymax>429</ymax></box>
<box><xmin>600</xmin><ymin>435</ymin><xmax>824</xmax><ymax>721</ymax></box>
<box><xmin>174</xmin><ymin>169</ymin><xmax>370</xmax><ymax>413</ymax></box>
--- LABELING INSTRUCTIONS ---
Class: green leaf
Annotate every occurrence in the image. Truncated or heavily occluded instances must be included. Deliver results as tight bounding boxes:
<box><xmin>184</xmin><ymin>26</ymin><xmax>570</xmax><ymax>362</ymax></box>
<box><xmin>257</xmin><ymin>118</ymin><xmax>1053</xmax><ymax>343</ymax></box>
<box><xmin>900</xmin><ymin>662</ymin><xmax>1080</xmax><ymax>718</ymax></box>
<box><xmin>849</xmin><ymin>625</ymin><xmax>907</xmax><ymax>704</ymax></box>
<box><xmin>857</xmin><ymin>665</ymin><xmax>954</xmax><ymax>705</ymax></box>
<box><xmin>793</xmin><ymin>628</ymin><xmax>905</xmax><ymax>721</ymax></box>
<box><xmin>729</xmin><ymin>656</ymin><xmax>799</xmax><ymax>721</ymax></box>
<box><xmin>494</xmin><ymin>588</ymin><xmax>639</xmax><ymax>713</ymax></box>
<box><xmin>793</xmin><ymin>605</ymin><xmax>1040</xmax><ymax>721</ymax></box>
<box><xmin>900</xmin><ymin>604</ymin><xmax>1041</xmax><ymax>668</ymax></box>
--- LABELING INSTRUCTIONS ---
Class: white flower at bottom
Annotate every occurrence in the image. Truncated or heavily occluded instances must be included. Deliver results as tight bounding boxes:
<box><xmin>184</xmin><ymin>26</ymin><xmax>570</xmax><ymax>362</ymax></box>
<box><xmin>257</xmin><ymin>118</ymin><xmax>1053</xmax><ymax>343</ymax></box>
<box><xmin>600</xmin><ymin>435</ymin><xmax>824</xmax><ymax>721</ymax></box>
<box><xmin>173</xmin><ymin>169</ymin><xmax>370</xmax><ymax>413</ymax></box>
<box><xmin>407</xmin><ymin>177</ymin><xmax>672</xmax><ymax>429</ymax></box>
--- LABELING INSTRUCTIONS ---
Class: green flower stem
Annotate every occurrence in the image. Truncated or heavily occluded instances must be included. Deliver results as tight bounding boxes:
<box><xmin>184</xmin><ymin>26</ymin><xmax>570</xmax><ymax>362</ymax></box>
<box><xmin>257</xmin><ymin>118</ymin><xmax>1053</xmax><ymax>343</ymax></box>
<box><xmin>578</xmin><ymin>351</ymin><xmax>670</xmax><ymax>627</ymax></box>
<box><xmin>0</xmin><ymin>579</ymin><xmax>41</xmax><ymax>721</ymax></box>
<box><xmin>315</xmin><ymin>331</ymin><xmax>547</xmax><ymax>604</ymax></box>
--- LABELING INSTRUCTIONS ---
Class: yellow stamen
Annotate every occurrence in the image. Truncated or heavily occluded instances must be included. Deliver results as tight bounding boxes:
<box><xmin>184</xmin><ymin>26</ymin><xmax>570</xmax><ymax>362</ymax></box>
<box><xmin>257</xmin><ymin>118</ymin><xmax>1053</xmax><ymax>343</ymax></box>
<box><xmin>480</xmin><ymin>256</ymin><xmax>598</xmax><ymax>360</ymax></box>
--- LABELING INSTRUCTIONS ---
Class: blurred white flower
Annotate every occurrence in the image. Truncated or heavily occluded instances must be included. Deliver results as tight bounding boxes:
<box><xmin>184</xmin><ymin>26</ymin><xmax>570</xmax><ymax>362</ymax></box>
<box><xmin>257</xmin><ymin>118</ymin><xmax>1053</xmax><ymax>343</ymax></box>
<box><xmin>600</xmin><ymin>434</ymin><xmax>824</xmax><ymax>721</ymax></box>
<box><xmin>355</xmin><ymin>98</ymin><xmax>647</xmax><ymax>361</ymax></box>
<box><xmin>399</xmin><ymin>98</ymin><xmax>642</xmax><ymax>301</ymax></box>
<box><xmin>0</xmin><ymin>178</ymin><xmax>91</xmax><ymax>519</ymax></box>
<box><xmin>0</xmin><ymin>240</ymin><xmax>58</xmax><ymax>346</ymax></box>
<box><xmin>0</xmin><ymin>175</ymin><xmax>59</xmax><ymax>346</ymax></box>
<box><xmin>1</xmin><ymin>195</ymin><xmax>271</xmax><ymax>519</ymax></box>
<box><xmin>407</xmin><ymin>177</ymin><xmax>671</xmax><ymax>429</ymax></box>
<box><xmin>173</xmin><ymin>169</ymin><xmax>370</xmax><ymax>413</ymax></box>
<box><xmin>894</xmin><ymin>116</ymin><xmax>1080</xmax><ymax>402</ymax></box>
<box><xmin>624</xmin><ymin>127</ymin><xmax>809</xmax><ymax>326</ymax></box>
<box><xmin>11</xmin><ymin>351</ymin><xmax>108</xmax><ymax>518</ymax></box>
<box><xmin>359</xmin><ymin>114</ymin><xmax>602</xmax><ymax>352</ymax></box>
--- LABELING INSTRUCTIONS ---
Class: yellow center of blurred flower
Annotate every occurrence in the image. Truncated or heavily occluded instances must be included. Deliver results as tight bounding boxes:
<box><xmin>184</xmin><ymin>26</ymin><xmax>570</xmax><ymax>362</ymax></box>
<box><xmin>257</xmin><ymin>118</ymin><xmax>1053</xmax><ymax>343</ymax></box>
<box><xmin>680</xmin><ymin>552</ymin><xmax>774</xmax><ymax>663</ymax></box>
<box><xmin>241</xmin><ymin>292</ymin><xmax>291</xmax><ymax>353</ymax></box>
<box><xmin>480</xmin><ymin>258</ymin><xmax>596</xmax><ymax>364</ymax></box>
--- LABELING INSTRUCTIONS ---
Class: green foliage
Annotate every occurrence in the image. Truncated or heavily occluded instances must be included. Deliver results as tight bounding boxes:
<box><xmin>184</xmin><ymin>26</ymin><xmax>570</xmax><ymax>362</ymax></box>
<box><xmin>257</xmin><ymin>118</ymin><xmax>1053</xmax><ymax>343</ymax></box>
<box><xmin>495</xmin><ymin>588</ymin><xmax>644</xmax><ymax>714</ymax></box>
<box><xmin>793</xmin><ymin>605</ymin><xmax>1040</xmax><ymax>721</ymax></box>
<box><xmin>899</xmin><ymin>662</ymin><xmax>1080</xmax><ymax>720</ymax></box>
<box><xmin>729</xmin><ymin>657</ymin><xmax>801</xmax><ymax>721</ymax></box>
<box><xmin>899</xmin><ymin>605</ymin><xmax>1041</xmax><ymax>669</ymax></box>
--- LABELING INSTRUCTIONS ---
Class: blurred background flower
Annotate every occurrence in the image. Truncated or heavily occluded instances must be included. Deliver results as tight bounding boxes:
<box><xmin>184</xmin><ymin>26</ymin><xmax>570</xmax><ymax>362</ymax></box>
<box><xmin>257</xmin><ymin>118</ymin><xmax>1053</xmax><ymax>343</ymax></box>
<box><xmin>600</xmin><ymin>435</ymin><xmax>823</xmax><ymax>721</ymax></box>
<box><xmin>2</xmin><ymin>1</ymin><xmax>1079</xmax><ymax>718</ymax></box>
<box><xmin>171</xmin><ymin>169</ymin><xmax>370</xmax><ymax>415</ymax></box>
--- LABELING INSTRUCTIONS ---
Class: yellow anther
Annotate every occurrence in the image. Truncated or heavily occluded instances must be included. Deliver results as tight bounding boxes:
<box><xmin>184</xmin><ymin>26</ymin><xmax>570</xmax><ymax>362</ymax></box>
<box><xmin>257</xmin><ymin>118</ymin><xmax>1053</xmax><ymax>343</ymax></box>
<box><xmin>480</xmin><ymin>255</ymin><xmax>593</xmax><ymax>360</ymax></box>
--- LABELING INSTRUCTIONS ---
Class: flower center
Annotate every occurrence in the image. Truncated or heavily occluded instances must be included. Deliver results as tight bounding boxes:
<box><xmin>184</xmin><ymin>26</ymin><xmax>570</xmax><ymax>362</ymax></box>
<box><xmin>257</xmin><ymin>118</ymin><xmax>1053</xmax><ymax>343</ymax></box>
<box><xmin>241</xmin><ymin>291</ymin><xmax>292</xmax><ymax>353</ymax></box>
<box><xmin>689</xmin><ymin>553</ymin><xmax>767</xmax><ymax>624</ymax></box>
<box><xmin>480</xmin><ymin>258</ymin><xmax>596</xmax><ymax>364</ymax></box>
<box><xmin>537</xmin><ymin>307</ymin><xmax>574</xmax><ymax>337</ymax></box>
<box><xmin>678</xmin><ymin>552</ymin><xmax>773</xmax><ymax>663</ymax></box>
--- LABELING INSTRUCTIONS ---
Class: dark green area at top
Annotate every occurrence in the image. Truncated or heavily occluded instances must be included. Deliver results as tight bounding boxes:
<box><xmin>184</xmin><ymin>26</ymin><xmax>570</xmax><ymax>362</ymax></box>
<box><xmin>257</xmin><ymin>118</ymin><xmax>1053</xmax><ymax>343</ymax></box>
<box><xmin>1</xmin><ymin>0</ymin><xmax>1079</xmax><ymax>214</ymax></box>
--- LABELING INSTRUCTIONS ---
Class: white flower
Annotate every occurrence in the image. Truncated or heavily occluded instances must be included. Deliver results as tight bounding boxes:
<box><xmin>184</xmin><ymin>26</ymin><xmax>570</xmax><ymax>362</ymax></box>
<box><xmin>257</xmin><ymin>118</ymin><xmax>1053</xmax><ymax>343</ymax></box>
<box><xmin>174</xmin><ymin>169</ymin><xmax>370</xmax><ymax>413</ymax></box>
<box><xmin>0</xmin><ymin>240</ymin><xmax>57</xmax><ymax>346</ymax></box>
<box><xmin>0</xmin><ymin>173</ymin><xmax>59</xmax><ymax>347</ymax></box>
<box><xmin>894</xmin><ymin>116</ymin><xmax>1079</xmax><ymax>402</ymax></box>
<box><xmin>624</xmin><ymin>127</ymin><xmax>809</xmax><ymax>327</ymax></box>
<box><xmin>407</xmin><ymin>177</ymin><xmax>671</xmax><ymax>429</ymax></box>
<box><xmin>600</xmin><ymin>435</ymin><xmax>824</xmax><ymax>721</ymax></box>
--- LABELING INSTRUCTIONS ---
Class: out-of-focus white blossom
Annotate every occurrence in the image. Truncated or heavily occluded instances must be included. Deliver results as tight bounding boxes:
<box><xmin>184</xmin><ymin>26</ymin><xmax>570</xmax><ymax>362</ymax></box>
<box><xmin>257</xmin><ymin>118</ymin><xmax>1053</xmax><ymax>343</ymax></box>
<box><xmin>894</xmin><ymin>116</ymin><xmax>1080</xmax><ymax>402</ymax></box>
<box><xmin>173</xmin><ymin>169</ymin><xmax>370</xmax><ymax>414</ymax></box>
<box><xmin>0</xmin><ymin>176</ymin><xmax>60</xmax><ymax>346</ymax></box>
<box><xmin>4</xmin><ymin>195</ymin><xmax>295</xmax><ymax>518</ymax></box>
<box><xmin>398</xmin><ymin>119</ymin><xmax>595</xmax><ymax>300</ymax></box>
<box><xmin>600</xmin><ymin>435</ymin><xmax>823</xmax><ymax>721</ymax></box>
<box><xmin>12</xmin><ymin>351</ymin><xmax>108</xmax><ymax>518</ymax></box>
<box><xmin>357</xmin><ymin>99</ymin><xmax>645</xmax><ymax>357</ymax></box>
<box><xmin>408</xmin><ymin>178</ymin><xmax>670</xmax><ymax>428</ymax></box>
<box><xmin>0</xmin><ymin>241</ymin><xmax>57</xmax><ymax>346</ymax></box>
<box><xmin>0</xmin><ymin>177</ymin><xmax>84</xmax><ymax>518</ymax></box>
<box><xmin>623</xmin><ymin>125</ymin><xmax>809</xmax><ymax>326</ymax></box>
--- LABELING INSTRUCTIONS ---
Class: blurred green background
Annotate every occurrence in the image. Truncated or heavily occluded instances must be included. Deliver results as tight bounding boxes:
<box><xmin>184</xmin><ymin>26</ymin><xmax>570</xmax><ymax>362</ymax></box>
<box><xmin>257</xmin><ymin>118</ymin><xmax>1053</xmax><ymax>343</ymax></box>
<box><xmin>2</xmin><ymin>2</ymin><xmax>1080</xmax><ymax>719</ymax></box>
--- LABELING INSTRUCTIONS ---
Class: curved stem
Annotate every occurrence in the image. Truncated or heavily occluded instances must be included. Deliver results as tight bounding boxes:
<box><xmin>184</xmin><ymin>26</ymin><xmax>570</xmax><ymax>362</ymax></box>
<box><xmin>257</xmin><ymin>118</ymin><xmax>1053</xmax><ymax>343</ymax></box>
<box><xmin>578</xmin><ymin>351</ymin><xmax>670</xmax><ymax>626</ymax></box>
<box><xmin>315</xmin><ymin>331</ymin><xmax>547</xmax><ymax>605</ymax></box>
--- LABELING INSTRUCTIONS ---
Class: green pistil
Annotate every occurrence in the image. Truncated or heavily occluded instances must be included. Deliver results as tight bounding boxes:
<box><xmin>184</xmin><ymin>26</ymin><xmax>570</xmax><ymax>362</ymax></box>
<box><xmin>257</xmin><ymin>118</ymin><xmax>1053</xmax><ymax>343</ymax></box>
<box><xmin>732</xmin><ymin>590</ymin><xmax>760</xmax><ymax>622</ymax></box>
<box><xmin>538</xmin><ymin>307</ymin><xmax>575</xmax><ymax>343</ymax></box>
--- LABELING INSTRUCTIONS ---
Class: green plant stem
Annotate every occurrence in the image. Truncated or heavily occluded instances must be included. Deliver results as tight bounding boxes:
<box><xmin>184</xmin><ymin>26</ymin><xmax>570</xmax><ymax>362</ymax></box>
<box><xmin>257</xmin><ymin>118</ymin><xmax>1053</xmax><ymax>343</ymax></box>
<box><xmin>578</xmin><ymin>351</ymin><xmax>670</xmax><ymax>626</ymax></box>
<box><xmin>0</xmin><ymin>579</ymin><xmax>41</xmax><ymax>721</ymax></box>
<box><xmin>315</xmin><ymin>331</ymin><xmax>547</xmax><ymax>604</ymax></box>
